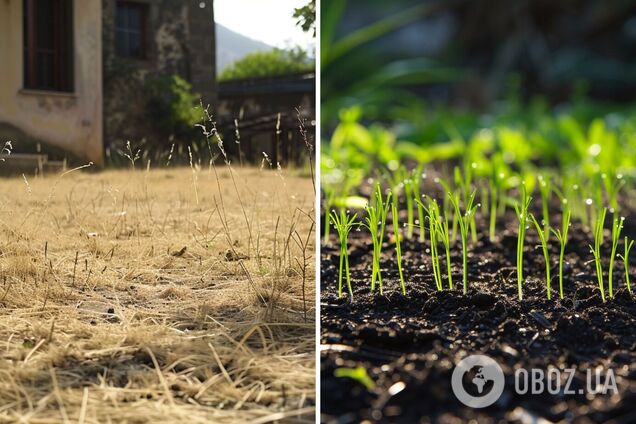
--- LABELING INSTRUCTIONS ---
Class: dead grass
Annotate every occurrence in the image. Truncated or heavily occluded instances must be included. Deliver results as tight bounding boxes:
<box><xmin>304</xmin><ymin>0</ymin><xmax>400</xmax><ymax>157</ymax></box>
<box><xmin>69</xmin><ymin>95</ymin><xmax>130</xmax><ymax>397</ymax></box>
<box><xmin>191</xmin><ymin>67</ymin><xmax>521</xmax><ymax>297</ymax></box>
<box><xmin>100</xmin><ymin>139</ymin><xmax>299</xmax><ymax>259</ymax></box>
<box><xmin>0</xmin><ymin>166</ymin><xmax>315</xmax><ymax>423</ymax></box>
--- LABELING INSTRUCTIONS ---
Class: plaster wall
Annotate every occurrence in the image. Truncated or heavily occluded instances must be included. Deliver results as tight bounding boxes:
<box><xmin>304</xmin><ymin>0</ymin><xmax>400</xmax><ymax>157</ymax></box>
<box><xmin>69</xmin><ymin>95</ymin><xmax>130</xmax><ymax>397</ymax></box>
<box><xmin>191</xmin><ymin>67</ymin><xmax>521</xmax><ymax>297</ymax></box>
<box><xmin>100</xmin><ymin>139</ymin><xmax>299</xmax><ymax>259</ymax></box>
<box><xmin>0</xmin><ymin>0</ymin><xmax>104</xmax><ymax>164</ymax></box>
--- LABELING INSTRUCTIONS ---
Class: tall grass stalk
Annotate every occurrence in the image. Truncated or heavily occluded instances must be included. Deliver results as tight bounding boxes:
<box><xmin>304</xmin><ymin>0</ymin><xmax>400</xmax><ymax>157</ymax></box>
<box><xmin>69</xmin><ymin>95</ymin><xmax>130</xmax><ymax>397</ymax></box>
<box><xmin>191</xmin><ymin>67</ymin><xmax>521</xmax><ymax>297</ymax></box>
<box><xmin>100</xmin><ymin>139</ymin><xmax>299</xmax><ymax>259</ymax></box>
<box><xmin>447</xmin><ymin>189</ymin><xmax>477</xmax><ymax>294</ymax></box>
<box><xmin>391</xmin><ymin>195</ymin><xmax>407</xmax><ymax>295</ymax></box>
<box><xmin>363</xmin><ymin>184</ymin><xmax>391</xmax><ymax>294</ymax></box>
<box><xmin>330</xmin><ymin>209</ymin><xmax>358</xmax><ymax>298</ymax></box>
<box><xmin>187</xmin><ymin>146</ymin><xmax>199</xmax><ymax>206</ymax></box>
<box><xmin>608</xmin><ymin>214</ymin><xmax>624</xmax><ymax>299</ymax></box>
<box><xmin>514</xmin><ymin>184</ymin><xmax>532</xmax><ymax>300</ymax></box>
<box><xmin>530</xmin><ymin>214</ymin><xmax>552</xmax><ymax>299</ymax></box>
<box><xmin>589</xmin><ymin>207</ymin><xmax>607</xmax><ymax>302</ymax></box>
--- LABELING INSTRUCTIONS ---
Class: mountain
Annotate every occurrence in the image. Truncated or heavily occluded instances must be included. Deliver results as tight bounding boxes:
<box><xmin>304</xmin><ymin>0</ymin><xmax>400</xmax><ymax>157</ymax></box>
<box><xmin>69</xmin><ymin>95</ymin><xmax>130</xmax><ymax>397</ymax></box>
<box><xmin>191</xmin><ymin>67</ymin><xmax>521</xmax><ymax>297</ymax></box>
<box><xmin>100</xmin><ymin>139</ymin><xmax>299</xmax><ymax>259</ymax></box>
<box><xmin>216</xmin><ymin>24</ymin><xmax>274</xmax><ymax>74</ymax></box>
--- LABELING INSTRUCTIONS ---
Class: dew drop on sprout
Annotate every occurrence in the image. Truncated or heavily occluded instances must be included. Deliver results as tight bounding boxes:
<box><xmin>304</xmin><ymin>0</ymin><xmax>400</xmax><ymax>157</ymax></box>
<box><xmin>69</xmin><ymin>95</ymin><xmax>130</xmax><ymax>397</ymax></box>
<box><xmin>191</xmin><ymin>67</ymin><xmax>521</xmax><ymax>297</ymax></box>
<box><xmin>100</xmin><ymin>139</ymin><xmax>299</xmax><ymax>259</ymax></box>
<box><xmin>617</xmin><ymin>174</ymin><xmax>623</xmax><ymax>180</ymax></box>
<box><xmin>585</xmin><ymin>198</ymin><xmax>593</xmax><ymax>206</ymax></box>
<box><xmin>471</xmin><ymin>162</ymin><xmax>477</xmax><ymax>169</ymax></box>
<box><xmin>609</xmin><ymin>207</ymin><xmax>615</xmax><ymax>213</ymax></box>
<box><xmin>402</xmin><ymin>223</ymin><xmax>407</xmax><ymax>228</ymax></box>
<box><xmin>346</xmin><ymin>209</ymin><xmax>351</xmax><ymax>213</ymax></box>
<box><xmin>415</xmin><ymin>219</ymin><xmax>420</xmax><ymax>225</ymax></box>
<box><xmin>425</xmin><ymin>248</ymin><xmax>430</xmax><ymax>254</ymax></box>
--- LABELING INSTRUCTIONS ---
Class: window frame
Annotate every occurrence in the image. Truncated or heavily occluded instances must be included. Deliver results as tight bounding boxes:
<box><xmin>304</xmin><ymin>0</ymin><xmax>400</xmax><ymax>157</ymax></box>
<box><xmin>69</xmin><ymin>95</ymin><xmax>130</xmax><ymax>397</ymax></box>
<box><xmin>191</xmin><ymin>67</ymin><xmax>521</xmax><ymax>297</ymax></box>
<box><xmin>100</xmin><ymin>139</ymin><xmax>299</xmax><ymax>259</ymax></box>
<box><xmin>115</xmin><ymin>1</ymin><xmax>149</xmax><ymax>60</ymax></box>
<box><xmin>23</xmin><ymin>0</ymin><xmax>74</xmax><ymax>93</ymax></box>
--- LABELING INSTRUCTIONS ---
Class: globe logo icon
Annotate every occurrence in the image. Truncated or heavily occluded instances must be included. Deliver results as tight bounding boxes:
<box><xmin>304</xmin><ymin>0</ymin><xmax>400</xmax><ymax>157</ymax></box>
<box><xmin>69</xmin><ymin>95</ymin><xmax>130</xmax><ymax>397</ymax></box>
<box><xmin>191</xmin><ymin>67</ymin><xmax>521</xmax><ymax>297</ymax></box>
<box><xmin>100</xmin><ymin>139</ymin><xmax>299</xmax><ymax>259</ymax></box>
<box><xmin>451</xmin><ymin>354</ymin><xmax>505</xmax><ymax>408</ymax></box>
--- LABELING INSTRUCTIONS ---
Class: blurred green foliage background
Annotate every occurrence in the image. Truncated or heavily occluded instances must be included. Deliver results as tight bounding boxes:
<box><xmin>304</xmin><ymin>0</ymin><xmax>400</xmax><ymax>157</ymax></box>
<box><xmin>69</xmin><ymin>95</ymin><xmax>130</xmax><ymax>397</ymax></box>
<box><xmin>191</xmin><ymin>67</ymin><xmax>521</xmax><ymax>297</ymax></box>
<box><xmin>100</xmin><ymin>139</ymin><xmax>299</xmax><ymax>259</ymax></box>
<box><xmin>322</xmin><ymin>0</ymin><xmax>636</xmax><ymax>192</ymax></box>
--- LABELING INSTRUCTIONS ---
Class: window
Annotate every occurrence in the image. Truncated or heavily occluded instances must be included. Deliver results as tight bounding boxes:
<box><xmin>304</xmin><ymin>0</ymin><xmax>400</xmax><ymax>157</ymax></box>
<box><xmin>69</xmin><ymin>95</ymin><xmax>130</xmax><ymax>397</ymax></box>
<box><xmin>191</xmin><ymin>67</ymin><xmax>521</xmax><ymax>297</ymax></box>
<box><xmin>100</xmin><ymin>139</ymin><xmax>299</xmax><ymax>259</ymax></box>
<box><xmin>116</xmin><ymin>1</ymin><xmax>148</xmax><ymax>59</ymax></box>
<box><xmin>23</xmin><ymin>0</ymin><xmax>74</xmax><ymax>92</ymax></box>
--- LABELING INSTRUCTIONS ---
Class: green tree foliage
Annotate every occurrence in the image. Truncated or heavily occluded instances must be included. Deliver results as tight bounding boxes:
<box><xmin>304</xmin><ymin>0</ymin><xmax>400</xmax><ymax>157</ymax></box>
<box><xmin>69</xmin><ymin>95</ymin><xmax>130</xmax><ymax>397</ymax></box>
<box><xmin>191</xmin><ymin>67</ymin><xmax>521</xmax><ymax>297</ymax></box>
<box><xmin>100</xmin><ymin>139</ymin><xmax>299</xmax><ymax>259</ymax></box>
<box><xmin>294</xmin><ymin>0</ymin><xmax>315</xmax><ymax>36</ymax></box>
<box><xmin>219</xmin><ymin>48</ymin><xmax>314</xmax><ymax>81</ymax></box>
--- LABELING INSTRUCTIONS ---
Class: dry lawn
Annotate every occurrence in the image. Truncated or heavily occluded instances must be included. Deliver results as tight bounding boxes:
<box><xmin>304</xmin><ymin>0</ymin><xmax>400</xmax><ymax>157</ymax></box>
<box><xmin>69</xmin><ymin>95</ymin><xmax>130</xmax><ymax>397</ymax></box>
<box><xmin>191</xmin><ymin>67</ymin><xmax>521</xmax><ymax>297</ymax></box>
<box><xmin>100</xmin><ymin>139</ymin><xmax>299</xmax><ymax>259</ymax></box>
<box><xmin>0</xmin><ymin>165</ymin><xmax>315</xmax><ymax>423</ymax></box>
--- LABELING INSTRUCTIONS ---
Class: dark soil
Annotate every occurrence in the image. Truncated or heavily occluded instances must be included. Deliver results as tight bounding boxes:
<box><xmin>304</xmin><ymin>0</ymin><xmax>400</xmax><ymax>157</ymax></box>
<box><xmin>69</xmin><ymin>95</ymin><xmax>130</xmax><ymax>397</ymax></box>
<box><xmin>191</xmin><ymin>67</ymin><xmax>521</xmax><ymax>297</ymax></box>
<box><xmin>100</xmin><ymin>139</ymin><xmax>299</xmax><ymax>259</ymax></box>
<box><xmin>321</xmin><ymin>208</ymin><xmax>636</xmax><ymax>423</ymax></box>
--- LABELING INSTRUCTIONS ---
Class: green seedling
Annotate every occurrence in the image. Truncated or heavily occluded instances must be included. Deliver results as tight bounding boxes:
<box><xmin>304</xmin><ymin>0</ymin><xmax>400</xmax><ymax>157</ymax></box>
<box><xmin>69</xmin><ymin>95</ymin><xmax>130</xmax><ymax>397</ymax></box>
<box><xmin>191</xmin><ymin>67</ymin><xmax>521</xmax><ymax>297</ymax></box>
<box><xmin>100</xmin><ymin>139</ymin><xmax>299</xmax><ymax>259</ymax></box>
<box><xmin>514</xmin><ymin>184</ymin><xmax>532</xmax><ymax>300</ymax></box>
<box><xmin>404</xmin><ymin>180</ymin><xmax>414</xmax><ymax>240</ymax></box>
<box><xmin>608</xmin><ymin>214</ymin><xmax>624</xmax><ymax>299</ymax></box>
<box><xmin>417</xmin><ymin>197</ymin><xmax>453</xmax><ymax>291</ymax></box>
<box><xmin>530</xmin><ymin>214</ymin><xmax>552</xmax><ymax>299</ymax></box>
<box><xmin>488</xmin><ymin>168</ymin><xmax>507</xmax><ymax>242</ymax></box>
<box><xmin>447</xmin><ymin>189</ymin><xmax>478</xmax><ymax>294</ymax></box>
<box><xmin>391</xmin><ymin>194</ymin><xmax>407</xmax><ymax>295</ymax></box>
<box><xmin>330</xmin><ymin>209</ymin><xmax>358</xmax><ymax>298</ymax></box>
<box><xmin>618</xmin><ymin>236</ymin><xmax>633</xmax><ymax>293</ymax></box>
<box><xmin>323</xmin><ymin>188</ymin><xmax>336</xmax><ymax>244</ymax></box>
<box><xmin>363</xmin><ymin>184</ymin><xmax>392</xmax><ymax>294</ymax></box>
<box><xmin>589</xmin><ymin>207</ymin><xmax>607</xmax><ymax>302</ymax></box>
<box><xmin>334</xmin><ymin>367</ymin><xmax>375</xmax><ymax>390</ymax></box>
<box><xmin>488</xmin><ymin>178</ymin><xmax>498</xmax><ymax>242</ymax></box>
<box><xmin>388</xmin><ymin>166</ymin><xmax>416</xmax><ymax>240</ymax></box>
<box><xmin>602</xmin><ymin>172</ymin><xmax>625</xmax><ymax>213</ymax></box>
<box><xmin>437</xmin><ymin>207</ymin><xmax>452</xmax><ymax>290</ymax></box>
<box><xmin>421</xmin><ymin>198</ymin><xmax>442</xmax><ymax>291</ymax></box>
<box><xmin>538</xmin><ymin>174</ymin><xmax>551</xmax><ymax>239</ymax></box>
<box><xmin>412</xmin><ymin>166</ymin><xmax>426</xmax><ymax>242</ymax></box>
<box><xmin>454</xmin><ymin>165</ymin><xmax>477</xmax><ymax>243</ymax></box>
<box><xmin>403</xmin><ymin>174</ymin><xmax>415</xmax><ymax>240</ymax></box>
<box><xmin>550</xmin><ymin>200</ymin><xmax>571</xmax><ymax>299</ymax></box>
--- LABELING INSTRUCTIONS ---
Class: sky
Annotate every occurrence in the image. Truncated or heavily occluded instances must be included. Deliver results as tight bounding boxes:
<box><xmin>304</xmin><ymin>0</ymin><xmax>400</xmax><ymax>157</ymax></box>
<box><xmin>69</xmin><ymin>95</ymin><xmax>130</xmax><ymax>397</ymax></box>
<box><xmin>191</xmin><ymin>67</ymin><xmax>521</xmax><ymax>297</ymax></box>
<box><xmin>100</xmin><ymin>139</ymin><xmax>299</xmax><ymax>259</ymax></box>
<box><xmin>214</xmin><ymin>0</ymin><xmax>314</xmax><ymax>50</ymax></box>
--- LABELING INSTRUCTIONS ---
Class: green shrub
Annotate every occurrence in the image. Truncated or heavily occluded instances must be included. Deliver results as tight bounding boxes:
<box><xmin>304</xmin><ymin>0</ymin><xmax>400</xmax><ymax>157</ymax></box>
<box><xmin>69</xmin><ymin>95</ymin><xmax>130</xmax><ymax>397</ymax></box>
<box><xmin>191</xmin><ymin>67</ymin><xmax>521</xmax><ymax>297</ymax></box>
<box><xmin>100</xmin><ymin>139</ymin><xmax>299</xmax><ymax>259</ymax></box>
<box><xmin>145</xmin><ymin>75</ymin><xmax>203</xmax><ymax>140</ymax></box>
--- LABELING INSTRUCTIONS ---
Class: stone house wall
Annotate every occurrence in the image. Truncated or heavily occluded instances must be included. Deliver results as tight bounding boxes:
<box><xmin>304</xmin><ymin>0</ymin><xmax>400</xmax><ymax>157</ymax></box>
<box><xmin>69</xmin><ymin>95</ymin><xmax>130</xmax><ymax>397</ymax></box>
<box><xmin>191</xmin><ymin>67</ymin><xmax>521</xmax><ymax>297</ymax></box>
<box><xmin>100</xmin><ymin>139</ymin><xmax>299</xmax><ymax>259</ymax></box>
<box><xmin>102</xmin><ymin>0</ymin><xmax>216</xmax><ymax>154</ymax></box>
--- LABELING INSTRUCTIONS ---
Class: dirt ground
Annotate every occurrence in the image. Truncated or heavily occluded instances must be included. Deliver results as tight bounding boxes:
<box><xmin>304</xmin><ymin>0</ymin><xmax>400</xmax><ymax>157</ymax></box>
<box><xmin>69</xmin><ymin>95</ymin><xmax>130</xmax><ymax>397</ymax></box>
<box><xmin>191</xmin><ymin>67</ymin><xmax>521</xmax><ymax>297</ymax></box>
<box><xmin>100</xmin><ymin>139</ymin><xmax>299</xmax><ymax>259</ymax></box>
<box><xmin>321</xmin><ymin>205</ymin><xmax>636</xmax><ymax>423</ymax></box>
<box><xmin>0</xmin><ymin>166</ymin><xmax>315</xmax><ymax>423</ymax></box>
